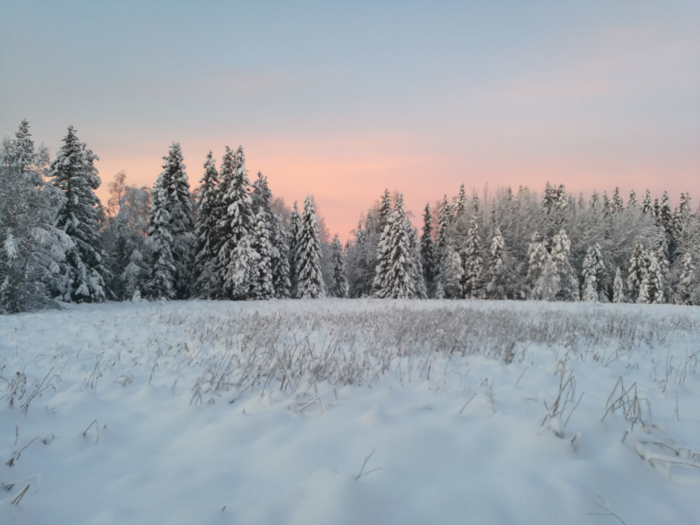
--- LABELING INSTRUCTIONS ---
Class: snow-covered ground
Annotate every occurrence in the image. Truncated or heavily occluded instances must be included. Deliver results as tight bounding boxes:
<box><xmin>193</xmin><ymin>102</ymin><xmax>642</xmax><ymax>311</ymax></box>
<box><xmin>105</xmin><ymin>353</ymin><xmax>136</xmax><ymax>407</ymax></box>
<box><xmin>1</xmin><ymin>299</ymin><xmax>699</xmax><ymax>525</ymax></box>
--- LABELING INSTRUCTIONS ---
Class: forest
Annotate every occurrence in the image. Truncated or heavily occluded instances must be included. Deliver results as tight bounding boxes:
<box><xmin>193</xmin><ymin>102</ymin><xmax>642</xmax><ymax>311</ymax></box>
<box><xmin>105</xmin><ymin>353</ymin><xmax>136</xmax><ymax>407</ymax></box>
<box><xmin>1</xmin><ymin>120</ymin><xmax>699</xmax><ymax>314</ymax></box>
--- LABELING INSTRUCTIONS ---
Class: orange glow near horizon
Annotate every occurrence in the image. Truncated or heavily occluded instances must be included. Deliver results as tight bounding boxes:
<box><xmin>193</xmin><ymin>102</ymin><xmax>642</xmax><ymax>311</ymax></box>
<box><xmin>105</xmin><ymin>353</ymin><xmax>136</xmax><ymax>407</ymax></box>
<box><xmin>94</xmin><ymin>135</ymin><xmax>699</xmax><ymax>244</ymax></box>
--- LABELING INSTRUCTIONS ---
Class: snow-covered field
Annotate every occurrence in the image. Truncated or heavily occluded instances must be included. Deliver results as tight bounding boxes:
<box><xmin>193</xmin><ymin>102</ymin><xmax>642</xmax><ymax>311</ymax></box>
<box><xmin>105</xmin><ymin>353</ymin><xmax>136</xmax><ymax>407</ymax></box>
<box><xmin>1</xmin><ymin>300</ymin><xmax>699</xmax><ymax>525</ymax></box>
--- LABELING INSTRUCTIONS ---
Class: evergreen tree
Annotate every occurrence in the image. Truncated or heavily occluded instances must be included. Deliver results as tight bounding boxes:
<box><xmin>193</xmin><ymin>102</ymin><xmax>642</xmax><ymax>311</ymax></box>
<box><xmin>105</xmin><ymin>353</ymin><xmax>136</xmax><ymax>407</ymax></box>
<box><xmin>646</xmin><ymin>249</ymin><xmax>665</xmax><ymax>304</ymax></box>
<box><xmin>550</xmin><ymin>229</ymin><xmax>579</xmax><ymax>301</ymax></box>
<box><xmin>250</xmin><ymin>208</ymin><xmax>274</xmax><ymax>300</ymax></box>
<box><xmin>193</xmin><ymin>151</ymin><xmax>220</xmax><ymax>298</ymax></box>
<box><xmin>288</xmin><ymin>201</ymin><xmax>302</xmax><ymax>295</ymax></box>
<box><xmin>628</xmin><ymin>189</ymin><xmax>638</xmax><ymax>210</ymax></box>
<box><xmin>642</xmin><ymin>190</ymin><xmax>652</xmax><ymax>215</ymax></box>
<box><xmin>453</xmin><ymin>184</ymin><xmax>467</xmax><ymax>221</ymax></box>
<box><xmin>0</xmin><ymin>120</ymin><xmax>72</xmax><ymax>313</ymax></box>
<box><xmin>328</xmin><ymin>234</ymin><xmax>348</xmax><ymax>298</ymax></box>
<box><xmin>485</xmin><ymin>227</ymin><xmax>509</xmax><ymax>300</ymax></box>
<box><xmin>216</xmin><ymin>146</ymin><xmax>254</xmax><ymax>300</ymax></box>
<box><xmin>658</xmin><ymin>191</ymin><xmax>675</xmax><ymax>262</ymax></box>
<box><xmin>251</xmin><ymin>171</ymin><xmax>289</xmax><ymax>298</ymax></box>
<box><xmin>420</xmin><ymin>203</ymin><xmax>437</xmax><ymax>298</ymax></box>
<box><xmin>461</xmin><ymin>214</ymin><xmax>484</xmax><ymax>299</ymax></box>
<box><xmin>146</xmin><ymin>181</ymin><xmax>175</xmax><ymax>299</ymax></box>
<box><xmin>627</xmin><ymin>241</ymin><xmax>646</xmax><ymax>303</ymax></box>
<box><xmin>408</xmin><ymin>224</ymin><xmax>427</xmax><ymax>299</ymax></box>
<box><xmin>434</xmin><ymin>195</ymin><xmax>450</xmax><ymax>281</ymax></box>
<box><xmin>272</xmin><ymin>217</ymin><xmax>291</xmax><ymax>298</ymax></box>
<box><xmin>347</xmin><ymin>220</ymin><xmax>374</xmax><ymax>297</ymax></box>
<box><xmin>675</xmin><ymin>252</ymin><xmax>696</xmax><ymax>305</ymax></box>
<box><xmin>377</xmin><ymin>189</ymin><xmax>393</xmax><ymax>235</ymax></box>
<box><xmin>581</xmin><ymin>243</ymin><xmax>606</xmax><ymax>302</ymax></box>
<box><xmin>51</xmin><ymin>126</ymin><xmax>106</xmax><ymax>303</ymax></box>
<box><xmin>655</xmin><ymin>246</ymin><xmax>670</xmax><ymax>302</ymax></box>
<box><xmin>223</xmin><ymin>232</ymin><xmax>259</xmax><ymax>299</ymax></box>
<box><xmin>612</xmin><ymin>187</ymin><xmax>624</xmax><ymax>213</ymax></box>
<box><xmin>372</xmin><ymin>194</ymin><xmax>419</xmax><ymax>299</ymax></box>
<box><xmin>438</xmin><ymin>245</ymin><xmax>463</xmax><ymax>299</ymax></box>
<box><xmin>145</xmin><ymin>143</ymin><xmax>195</xmax><ymax>300</ymax></box>
<box><xmin>612</xmin><ymin>267</ymin><xmax>626</xmax><ymax>303</ymax></box>
<box><xmin>527</xmin><ymin>233</ymin><xmax>558</xmax><ymax>300</ymax></box>
<box><xmin>296</xmin><ymin>195</ymin><xmax>325</xmax><ymax>298</ymax></box>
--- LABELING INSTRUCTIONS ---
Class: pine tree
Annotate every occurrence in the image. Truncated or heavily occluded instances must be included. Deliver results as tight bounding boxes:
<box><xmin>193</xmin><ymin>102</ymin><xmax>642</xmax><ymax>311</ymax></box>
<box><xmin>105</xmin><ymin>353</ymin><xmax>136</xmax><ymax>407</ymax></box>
<box><xmin>272</xmin><ymin>217</ymin><xmax>291</xmax><ymax>298</ymax></box>
<box><xmin>461</xmin><ymin>214</ymin><xmax>483</xmax><ymax>299</ymax></box>
<box><xmin>51</xmin><ymin>126</ymin><xmax>106</xmax><ymax>303</ymax></box>
<box><xmin>612</xmin><ymin>187</ymin><xmax>624</xmax><ymax>213</ymax></box>
<box><xmin>453</xmin><ymin>184</ymin><xmax>467</xmax><ymax>221</ymax></box>
<box><xmin>655</xmin><ymin>246</ymin><xmax>670</xmax><ymax>303</ymax></box>
<box><xmin>527</xmin><ymin>233</ymin><xmax>558</xmax><ymax>300</ymax></box>
<box><xmin>250</xmin><ymin>208</ymin><xmax>274</xmax><ymax>300</ymax></box>
<box><xmin>251</xmin><ymin>171</ymin><xmax>290</xmax><ymax>298</ymax></box>
<box><xmin>628</xmin><ymin>189</ymin><xmax>638</xmax><ymax>209</ymax></box>
<box><xmin>408</xmin><ymin>224</ymin><xmax>427</xmax><ymax>299</ymax></box>
<box><xmin>372</xmin><ymin>194</ymin><xmax>419</xmax><ymax>299</ymax></box>
<box><xmin>642</xmin><ymin>190</ymin><xmax>652</xmax><ymax>215</ymax></box>
<box><xmin>193</xmin><ymin>151</ymin><xmax>220</xmax><ymax>299</ymax></box>
<box><xmin>434</xmin><ymin>195</ymin><xmax>450</xmax><ymax>280</ymax></box>
<box><xmin>550</xmin><ymin>229</ymin><xmax>579</xmax><ymax>301</ymax></box>
<box><xmin>420</xmin><ymin>203</ymin><xmax>437</xmax><ymax>298</ymax></box>
<box><xmin>223</xmin><ymin>232</ymin><xmax>259</xmax><ymax>299</ymax></box>
<box><xmin>581</xmin><ymin>244</ymin><xmax>606</xmax><ymax>302</ymax></box>
<box><xmin>328</xmin><ymin>234</ymin><xmax>348</xmax><ymax>298</ymax></box>
<box><xmin>646</xmin><ymin>249</ymin><xmax>665</xmax><ymax>304</ymax></box>
<box><xmin>216</xmin><ymin>146</ymin><xmax>254</xmax><ymax>300</ymax></box>
<box><xmin>145</xmin><ymin>143</ymin><xmax>195</xmax><ymax>300</ymax></box>
<box><xmin>146</xmin><ymin>181</ymin><xmax>175</xmax><ymax>299</ymax></box>
<box><xmin>438</xmin><ymin>245</ymin><xmax>463</xmax><ymax>299</ymax></box>
<box><xmin>627</xmin><ymin>241</ymin><xmax>646</xmax><ymax>303</ymax></box>
<box><xmin>296</xmin><ymin>195</ymin><xmax>325</xmax><ymax>298</ymax></box>
<box><xmin>675</xmin><ymin>252</ymin><xmax>696</xmax><ymax>305</ymax></box>
<box><xmin>485</xmin><ymin>227</ymin><xmax>509</xmax><ymax>300</ymax></box>
<box><xmin>527</xmin><ymin>233</ymin><xmax>559</xmax><ymax>301</ymax></box>
<box><xmin>377</xmin><ymin>189</ymin><xmax>393</xmax><ymax>235</ymax></box>
<box><xmin>288</xmin><ymin>201</ymin><xmax>302</xmax><ymax>296</ymax></box>
<box><xmin>0</xmin><ymin>120</ymin><xmax>72</xmax><ymax>313</ymax></box>
<box><xmin>612</xmin><ymin>267</ymin><xmax>626</xmax><ymax>303</ymax></box>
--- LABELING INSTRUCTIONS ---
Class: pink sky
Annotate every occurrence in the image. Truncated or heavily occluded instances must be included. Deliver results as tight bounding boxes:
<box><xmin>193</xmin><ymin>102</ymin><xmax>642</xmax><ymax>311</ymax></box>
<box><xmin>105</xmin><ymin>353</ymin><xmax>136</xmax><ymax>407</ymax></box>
<box><xmin>2</xmin><ymin>1</ymin><xmax>699</xmax><ymax>242</ymax></box>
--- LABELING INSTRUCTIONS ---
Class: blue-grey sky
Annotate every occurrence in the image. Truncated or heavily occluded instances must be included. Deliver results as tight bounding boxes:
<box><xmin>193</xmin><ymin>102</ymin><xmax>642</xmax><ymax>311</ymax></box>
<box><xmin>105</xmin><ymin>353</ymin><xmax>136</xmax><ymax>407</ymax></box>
<box><xmin>1</xmin><ymin>0</ymin><xmax>699</xmax><ymax>238</ymax></box>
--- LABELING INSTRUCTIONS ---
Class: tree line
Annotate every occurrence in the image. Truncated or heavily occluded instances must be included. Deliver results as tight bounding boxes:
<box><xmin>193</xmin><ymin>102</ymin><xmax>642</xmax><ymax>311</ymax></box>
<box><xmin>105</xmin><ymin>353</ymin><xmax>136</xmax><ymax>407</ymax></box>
<box><xmin>1</xmin><ymin>120</ymin><xmax>698</xmax><ymax>313</ymax></box>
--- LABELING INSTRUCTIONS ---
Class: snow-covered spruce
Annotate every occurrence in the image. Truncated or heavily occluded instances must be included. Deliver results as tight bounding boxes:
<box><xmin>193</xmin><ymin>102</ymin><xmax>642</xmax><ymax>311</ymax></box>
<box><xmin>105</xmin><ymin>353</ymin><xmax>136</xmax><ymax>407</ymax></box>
<box><xmin>145</xmin><ymin>143</ymin><xmax>195</xmax><ymax>300</ymax></box>
<box><xmin>372</xmin><ymin>193</ymin><xmax>423</xmax><ymax>299</ymax></box>
<box><xmin>295</xmin><ymin>195</ymin><xmax>325</xmax><ymax>298</ymax></box>
<box><xmin>252</xmin><ymin>171</ymin><xmax>290</xmax><ymax>298</ymax></box>
<box><xmin>288</xmin><ymin>201</ymin><xmax>302</xmax><ymax>296</ymax></box>
<box><xmin>250</xmin><ymin>208</ymin><xmax>274</xmax><ymax>300</ymax></box>
<box><xmin>527</xmin><ymin>233</ymin><xmax>558</xmax><ymax>301</ymax></box>
<box><xmin>485</xmin><ymin>227</ymin><xmax>509</xmax><ymax>300</ymax></box>
<box><xmin>50</xmin><ymin>125</ymin><xmax>106</xmax><ymax>303</ymax></box>
<box><xmin>550</xmin><ymin>229</ymin><xmax>579</xmax><ymax>302</ymax></box>
<box><xmin>328</xmin><ymin>234</ymin><xmax>348</xmax><ymax>298</ymax></box>
<box><xmin>461</xmin><ymin>214</ymin><xmax>484</xmax><ymax>299</ymax></box>
<box><xmin>581</xmin><ymin>243</ymin><xmax>606</xmax><ymax>302</ymax></box>
<box><xmin>0</xmin><ymin>121</ymin><xmax>72</xmax><ymax>313</ymax></box>
<box><xmin>420</xmin><ymin>203</ymin><xmax>437</xmax><ymax>298</ymax></box>
<box><xmin>216</xmin><ymin>146</ymin><xmax>255</xmax><ymax>300</ymax></box>
<box><xmin>193</xmin><ymin>151</ymin><xmax>220</xmax><ymax>299</ymax></box>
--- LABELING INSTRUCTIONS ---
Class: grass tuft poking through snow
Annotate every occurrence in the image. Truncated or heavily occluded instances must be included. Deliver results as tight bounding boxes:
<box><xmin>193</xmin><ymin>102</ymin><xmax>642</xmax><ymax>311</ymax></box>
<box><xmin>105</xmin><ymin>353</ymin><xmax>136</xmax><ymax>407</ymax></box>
<box><xmin>1</xmin><ymin>299</ymin><xmax>700</xmax><ymax>524</ymax></box>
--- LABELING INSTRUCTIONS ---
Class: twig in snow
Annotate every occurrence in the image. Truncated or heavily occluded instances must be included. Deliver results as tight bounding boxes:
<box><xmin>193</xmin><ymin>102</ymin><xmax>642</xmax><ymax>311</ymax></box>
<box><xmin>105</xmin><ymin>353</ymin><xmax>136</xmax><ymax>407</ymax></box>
<box><xmin>589</xmin><ymin>494</ymin><xmax>628</xmax><ymax>525</ymax></box>
<box><xmin>356</xmin><ymin>449</ymin><xmax>381</xmax><ymax>480</ymax></box>
<box><xmin>11</xmin><ymin>484</ymin><xmax>30</xmax><ymax>506</ymax></box>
